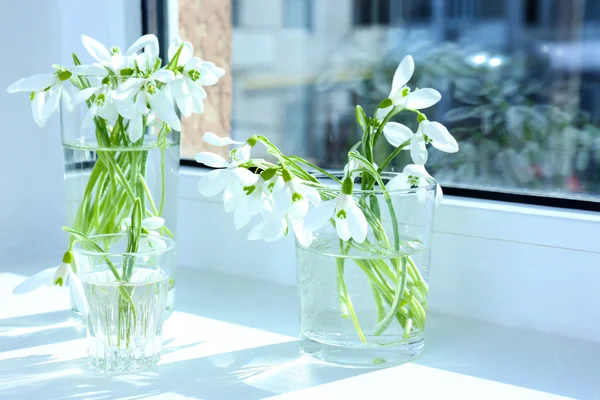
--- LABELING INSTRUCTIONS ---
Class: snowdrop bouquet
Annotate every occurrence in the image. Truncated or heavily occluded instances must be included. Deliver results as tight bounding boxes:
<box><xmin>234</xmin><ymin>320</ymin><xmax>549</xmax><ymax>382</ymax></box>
<box><xmin>8</xmin><ymin>34</ymin><xmax>223</xmax><ymax>300</ymax></box>
<box><xmin>196</xmin><ymin>56</ymin><xmax>458</xmax><ymax>342</ymax></box>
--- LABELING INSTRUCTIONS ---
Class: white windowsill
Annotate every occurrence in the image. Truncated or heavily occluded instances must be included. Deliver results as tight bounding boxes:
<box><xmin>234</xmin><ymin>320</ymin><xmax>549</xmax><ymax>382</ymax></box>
<box><xmin>2</xmin><ymin>265</ymin><xmax>598</xmax><ymax>399</ymax></box>
<box><xmin>178</xmin><ymin>166</ymin><xmax>600</xmax><ymax>344</ymax></box>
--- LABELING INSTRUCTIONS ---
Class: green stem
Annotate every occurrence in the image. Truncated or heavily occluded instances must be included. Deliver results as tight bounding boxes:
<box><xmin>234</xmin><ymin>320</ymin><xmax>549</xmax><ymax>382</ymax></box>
<box><xmin>374</xmin><ymin>257</ymin><xmax>408</xmax><ymax>335</ymax></box>
<box><xmin>336</xmin><ymin>260</ymin><xmax>367</xmax><ymax>343</ymax></box>
<box><xmin>377</xmin><ymin>139</ymin><xmax>410</xmax><ymax>175</ymax></box>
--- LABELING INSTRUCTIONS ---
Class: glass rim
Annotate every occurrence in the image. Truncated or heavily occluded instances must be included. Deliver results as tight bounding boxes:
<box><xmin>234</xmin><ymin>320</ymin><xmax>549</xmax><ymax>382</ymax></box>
<box><xmin>311</xmin><ymin>171</ymin><xmax>437</xmax><ymax>195</ymax></box>
<box><xmin>71</xmin><ymin>232</ymin><xmax>175</xmax><ymax>257</ymax></box>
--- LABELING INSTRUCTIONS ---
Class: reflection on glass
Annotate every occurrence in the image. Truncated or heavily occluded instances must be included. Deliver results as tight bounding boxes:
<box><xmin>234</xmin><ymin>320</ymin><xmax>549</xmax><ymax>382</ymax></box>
<box><xmin>231</xmin><ymin>0</ymin><xmax>600</xmax><ymax>201</ymax></box>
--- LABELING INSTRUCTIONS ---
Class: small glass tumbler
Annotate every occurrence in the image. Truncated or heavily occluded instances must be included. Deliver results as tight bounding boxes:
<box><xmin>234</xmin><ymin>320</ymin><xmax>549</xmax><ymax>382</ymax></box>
<box><xmin>72</xmin><ymin>233</ymin><xmax>176</xmax><ymax>372</ymax></box>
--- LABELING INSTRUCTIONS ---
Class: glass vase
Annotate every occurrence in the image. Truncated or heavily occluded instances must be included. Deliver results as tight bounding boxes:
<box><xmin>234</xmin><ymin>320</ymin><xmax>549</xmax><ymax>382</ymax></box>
<box><xmin>72</xmin><ymin>233</ymin><xmax>175</xmax><ymax>372</ymax></box>
<box><xmin>61</xmin><ymin>105</ymin><xmax>179</xmax><ymax>322</ymax></box>
<box><xmin>297</xmin><ymin>172</ymin><xmax>436</xmax><ymax>367</ymax></box>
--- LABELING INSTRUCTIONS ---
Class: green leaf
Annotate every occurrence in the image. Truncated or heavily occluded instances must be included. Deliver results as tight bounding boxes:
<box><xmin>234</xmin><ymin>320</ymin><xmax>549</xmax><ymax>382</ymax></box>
<box><xmin>356</xmin><ymin>105</ymin><xmax>367</xmax><ymax>131</ymax></box>
<box><xmin>72</xmin><ymin>53</ymin><xmax>82</xmax><ymax>66</ymax></box>
<box><xmin>377</xmin><ymin>98</ymin><xmax>392</xmax><ymax>109</ymax></box>
<box><xmin>130</xmin><ymin>198</ymin><xmax>143</xmax><ymax>253</ymax></box>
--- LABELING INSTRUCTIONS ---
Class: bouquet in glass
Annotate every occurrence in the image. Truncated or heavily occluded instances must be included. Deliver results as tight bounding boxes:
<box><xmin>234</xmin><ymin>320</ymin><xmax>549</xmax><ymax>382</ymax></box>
<box><xmin>9</xmin><ymin>34</ymin><xmax>223</xmax><ymax>317</ymax></box>
<box><xmin>196</xmin><ymin>56</ymin><xmax>458</xmax><ymax>365</ymax></box>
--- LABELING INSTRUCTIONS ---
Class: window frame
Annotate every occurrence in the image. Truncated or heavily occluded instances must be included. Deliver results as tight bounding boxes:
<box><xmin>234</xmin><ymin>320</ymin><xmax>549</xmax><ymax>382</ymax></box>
<box><xmin>147</xmin><ymin>0</ymin><xmax>600</xmax><ymax>212</ymax></box>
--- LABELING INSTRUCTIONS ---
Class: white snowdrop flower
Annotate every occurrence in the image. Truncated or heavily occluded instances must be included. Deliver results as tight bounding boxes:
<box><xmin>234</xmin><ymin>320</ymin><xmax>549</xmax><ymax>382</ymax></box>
<box><xmin>81</xmin><ymin>35</ymin><xmax>132</xmax><ymax>74</ymax></box>
<box><xmin>386</xmin><ymin>164</ymin><xmax>443</xmax><ymax>206</ymax></box>
<box><xmin>166</xmin><ymin>38</ymin><xmax>224</xmax><ymax>117</ymax></box>
<box><xmin>12</xmin><ymin>251</ymin><xmax>88</xmax><ymax>318</ymax></box>
<box><xmin>382</xmin><ymin>116</ymin><xmax>458</xmax><ymax>165</ymax></box>
<box><xmin>248</xmin><ymin>168</ymin><xmax>321</xmax><ymax>246</ymax></box>
<box><xmin>72</xmin><ymin>84</ymin><xmax>119</xmax><ymax>128</ymax></box>
<box><xmin>376</xmin><ymin>55</ymin><xmax>442</xmax><ymax>119</ymax></box>
<box><xmin>305</xmin><ymin>177</ymin><xmax>368</xmax><ymax>243</ymax></box>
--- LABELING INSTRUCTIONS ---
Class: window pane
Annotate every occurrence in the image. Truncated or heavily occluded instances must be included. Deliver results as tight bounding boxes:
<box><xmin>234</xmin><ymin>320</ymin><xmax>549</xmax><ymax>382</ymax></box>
<box><xmin>228</xmin><ymin>0</ymin><xmax>600</xmax><ymax>202</ymax></box>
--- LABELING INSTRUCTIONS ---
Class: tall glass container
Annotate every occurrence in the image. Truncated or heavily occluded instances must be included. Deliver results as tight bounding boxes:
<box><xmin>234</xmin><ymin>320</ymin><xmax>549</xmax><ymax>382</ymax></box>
<box><xmin>297</xmin><ymin>173</ymin><xmax>436</xmax><ymax>366</ymax></box>
<box><xmin>73</xmin><ymin>233</ymin><xmax>175</xmax><ymax>372</ymax></box>
<box><xmin>61</xmin><ymin>104</ymin><xmax>179</xmax><ymax>321</ymax></box>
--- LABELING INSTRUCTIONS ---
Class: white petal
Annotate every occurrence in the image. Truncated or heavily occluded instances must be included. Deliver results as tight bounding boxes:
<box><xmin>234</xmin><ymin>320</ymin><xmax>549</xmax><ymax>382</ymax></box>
<box><xmin>7</xmin><ymin>74</ymin><xmax>55</xmax><ymax>93</ymax></box>
<box><xmin>231</xmin><ymin>167</ymin><xmax>259</xmax><ymax>185</ymax></box>
<box><xmin>199</xmin><ymin>70</ymin><xmax>218</xmax><ymax>86</ymax></box>
<box><xmin>435</xmin><ymin>183</ymin><xmax>443</xmax><ymax>207</ymax></box>
<box><xmin>135</xmin><ymin>91</ymin><xmax>149</xmax><ymax>113</ymax></box>
<box><xmin>147</xmin><ymin>236</ymin><xmax>167</xmax><ymax>250</ymax></box>
<box><xmin>68</xmin><ymin>270</ymin><xmax>88</xmax><ymax>318</ymax></box>
<box><xmin>386</xmin><ymin>173</ymin><xmax>411</xmax><ymax>191</ymax></box>
<box><xmin>421</xmin><ymin>121</ymin><xmax>459</xmax><ymax>153</ymax></box>
<box><xmin>12</xmin><ymin>266</ymin><xmax>58</xmax><ymax>294</ymax></box>
<box><xmin>391</xmin><ymin>55</ymin><xmax>414</xmax><ymax>93</ymax></box>
<box><xmin>42</xmin><ymin>87</ymin><xmax>60</xmax><ymax>119</ymax></box>
<box><xmin>119</xmin><ymin>78</ymin><xmax>146</xmax><ymax>97</ymax></box>
<box><xmin>291</xmin><ymin>219</ymin><xmax>313</xmax><ymax>247</ymax></box>
<box><xmin>234</xmin><ymin>144</ymin><xmax>251</xmax><ymax>163</ymax></box>
<box><xmin>261</xmin><ymin>217</ymin><xmax>287</xmax><ymax>242</ymax></box>
<box><xmin>403</xmin><ymin>164</ymin><xmax>431</xmax><ymax>179</ymax></box>
<box><xmin>81</xmin><ymin>104</ymin><xmax>97</xmax><ymax>129</ymax></box>
<box><xmin>246</xmin><ymin>191</ymin><xmax>266</xmax><ymax>217</ymax></box>
<box><xmin>191</xmin><ymin>95</ymin><xmax>205</xmax><ymax>114</ymax></box>
<box><xmin>194</xmin><ymin>152</ymin><xmax>230</xmax><ymax>168</ymax></box>
<box><xmin>223</xmin><ymin>181</ymin><xmax>243</xmax><ymax>212</ymax></box>
<box><xmin>383</xmin><ymin>122</ymin><xmax>413</xmax><ymax>147</ymax></box>
<box><xmin>345</xmin><ymin>199</ymin><xmax>368</xmax><ymax>243</ymax></box>
<box><xmin>410</xmin><ymin>134</ymin><xmax>428</xmax><ymax>165</ymax></box>
<box><xmin>201</xmin><ymin>61</ymin><xmax>226</xmax><ymax>78</ymax></box>
<box><xmin>203</xmin><ymin>132</ymin><xmax>243</xmax><ymax>146</ymax></box>
<box><xmin>375</xmin><ymin>105</ymin><xmax>393</xmax><ymax>120</ymax></box>
<box><xmin>71</xmin><ymin>65</ymin><xmax>108</xmax><ymax>77</ymax></box>
<box><xmin>198</xmin><ymin>169</ymin><xmax>229</xmax><ymax>197</ymax></box>
<box><xmin>168</xmin><ymin>37</ymin><xmax>183</xmax><ymax>62</ymax></box>
<box><xmin>31</xmin><ymin>91</ymin><xmax>47</xmax><ymax>127</ymax></box>
<box><xmin>148</xmin><ymin>89</ymin><xmax>181</xmax><ymax>131</ymax></box>
<box><xmin>405</xmin><ymin>88</ymin><xmax>441</xmax><ymax>110</ymax></box>
<box><xmin>304</xmin><ymin>199</ymin><xmax>337</xmax><ymax>231</ymax></box>
<box><xmin>142</xmin><ymin>216</ymin><xmax>164</xmax><ymax>230</ymax></box>
<box><xmin>187</xmin><ymin>80</ymin><xmax>208</xmax><ymax>99</ymax></box>
<box><xmin>72</xmin><ymin>87</ymin><xmax>98</xmax><ymax>106</ymax></box>
<box><xmin>152</xmin><ymin>70</ymin><xmax>175</xmax><ymax>83</ymax></box>
<box><xmin>248</xmin><ymin>220</ymin><xmax>267</xmax><ymax>241</ymax></box>
<box><xmin>61</xmin><ymin>88</ymin><xmax>73</xmax><ymax>112</ymax></box>
<box><xmin>289</xmin><ymin>197</ymin><xmax>309</xmax><ymax>219</ymax></box>
<box><xmin>335</xmin><ymin>217</ymin><xmax>351</xmax><ymax>241</ymax></box>
<box><xmin>114</xmin><ymin>95</ymin><xmax>137</xmax><ymax>119</ymax></box>
<box><xmin>171</xmin><ymin>79</ymin><xmax>193</xmax><ymax>117</ymax></box>
<box><xmin>272</xmin><ymin>187</ymin><xmax>291</xmax><ymax>217</ymax></box>
<box><xmin>299</xmin><ymin>184</ymin><xmax>321</xmax><ymax>205</ymax></box>
<box><xmin>178</xmin><ymin>42</ymin><xmax>194</xmax><ymax>65</ymax></box>
<box><xmin>81</xmin><ymin>35</ymin><xmax>111</xmax><ymax>63</ymax></box>
<box><xmin>97</xmin><ymin>102</ymin><xmax>118</xmax><ymax>121</ymax></box>
<box><xmin>129</xmin><ymin>111</ymin><xmax>144</xmax><ymax>142</ymax></box>
<box><xmin>234</xmin><ymin>199</ymin><xmax>253</xmax><ymax>230</ymax></box>
<box><xmin>127</xmin><ymin>34</ymin><xmax>159</xmax><ymax>57</ymax></box>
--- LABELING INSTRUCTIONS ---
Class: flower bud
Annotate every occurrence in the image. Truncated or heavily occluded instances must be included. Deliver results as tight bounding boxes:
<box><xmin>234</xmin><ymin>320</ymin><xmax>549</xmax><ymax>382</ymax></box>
<box><xmin>342</xmin><ymin>177</ymin><xmax>354</xmax><ymax>195</ymax></box>
<box><xmin>58</xmin><ymin>70</ymin><xmax>72</xmax><ymax>81</ymax></box>
<box><xmin>260</xmin><ymin>168</ymin><xmax>278</xmax><ymax>181</ymax></box>
<box><xmin>282</xmin><ymin>167</ymin><xmax>293</xmax><ymax>183</ymax></box>
<box><xmin>246</xmin><ymin>136</ymin><xmax>258</xmax><ymax>147</ymax></box>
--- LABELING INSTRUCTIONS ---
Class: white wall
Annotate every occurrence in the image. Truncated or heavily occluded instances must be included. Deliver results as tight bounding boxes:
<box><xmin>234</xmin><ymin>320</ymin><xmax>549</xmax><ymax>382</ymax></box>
<box><xmin>0</xmin><ymin>0</ymin><xmax>140</xmax><ymax>269</ymax></box>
